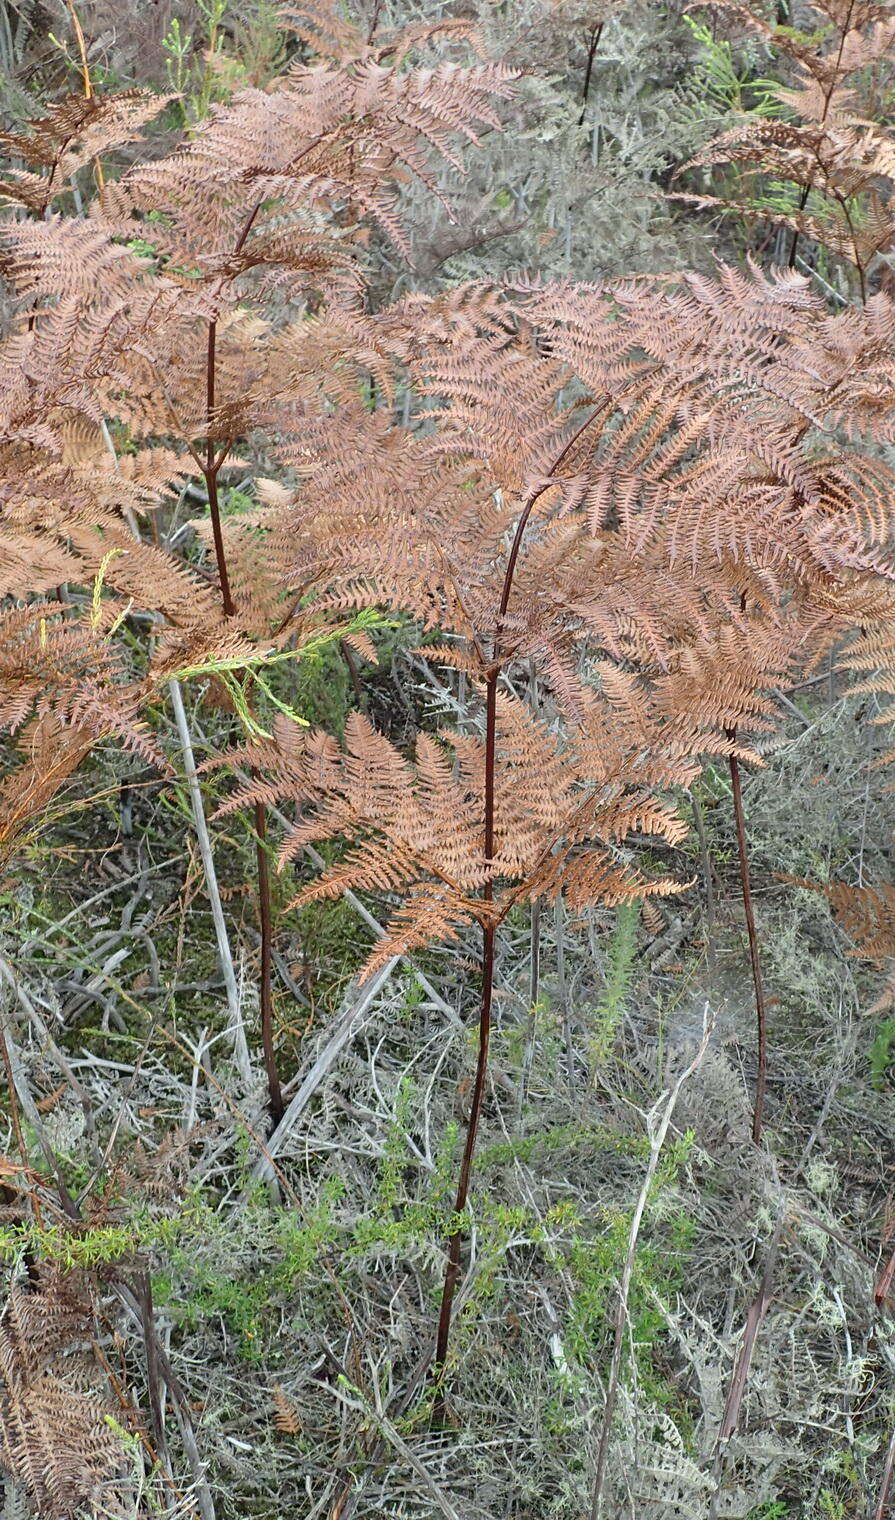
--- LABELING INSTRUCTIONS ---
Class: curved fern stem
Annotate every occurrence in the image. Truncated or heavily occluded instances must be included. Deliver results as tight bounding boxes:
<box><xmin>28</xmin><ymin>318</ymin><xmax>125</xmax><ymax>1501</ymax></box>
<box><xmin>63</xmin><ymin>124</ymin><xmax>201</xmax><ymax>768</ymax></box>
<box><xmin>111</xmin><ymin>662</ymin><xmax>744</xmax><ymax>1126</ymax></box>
<box><xmin>433</xmin><ymin>407</ymin><xmax>598</xmax><ymax>1395</ymax></box>
<box><xmin>728</xmin><ymin>747</ymin><xmax>768</xmax><ymax>1144</ymax></box>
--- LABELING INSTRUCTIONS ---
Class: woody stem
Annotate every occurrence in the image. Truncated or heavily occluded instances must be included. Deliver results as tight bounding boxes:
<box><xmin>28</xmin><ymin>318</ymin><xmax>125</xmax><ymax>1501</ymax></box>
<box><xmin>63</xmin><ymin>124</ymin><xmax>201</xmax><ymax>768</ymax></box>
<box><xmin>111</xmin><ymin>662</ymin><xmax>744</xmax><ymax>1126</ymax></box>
<box><xmin>433</xmin><ymin>408</ymin><xmax>598</xmax><ymax>1391</ymax></box>
<box><xmin>727</xmin><ymin>742</ymin><xmax>768</xmax><ymax>1144</ymax></box>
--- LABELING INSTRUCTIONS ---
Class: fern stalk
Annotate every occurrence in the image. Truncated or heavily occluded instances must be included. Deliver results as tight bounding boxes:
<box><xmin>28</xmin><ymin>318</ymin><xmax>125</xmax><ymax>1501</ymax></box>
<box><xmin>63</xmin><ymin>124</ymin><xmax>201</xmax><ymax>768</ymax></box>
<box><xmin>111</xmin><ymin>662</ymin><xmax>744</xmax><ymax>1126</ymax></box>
<box><xmin>203</xmin><ymin>261</ymin><xmax>283</xmax><ymax>1121</ymax></box>
<box><xmin>434</xmin><ymin>408</ymin><xmax>598</xmax><ymax>1387</ymax></box>
<box><xmin>203</xmin><ymin>320</ymin><xmax>235</xmax><ymax>618</ymax></box>
<box><xmin>727</xmin><ymin>743</ymin><xmax>768</xmax><ymax>1143</ymax></box>
<box><xmin>786</xmin><ymin>0</ymin><xmax>857</xmax><ymax>274</ymax></box>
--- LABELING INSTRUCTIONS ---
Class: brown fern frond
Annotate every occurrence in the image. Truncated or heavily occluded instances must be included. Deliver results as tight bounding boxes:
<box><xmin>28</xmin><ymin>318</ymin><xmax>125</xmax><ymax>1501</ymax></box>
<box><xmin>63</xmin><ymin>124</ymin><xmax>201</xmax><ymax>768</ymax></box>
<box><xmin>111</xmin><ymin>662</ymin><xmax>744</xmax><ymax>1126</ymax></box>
<box><xmin>282</xmin><ymin>0</ymin><xmax>483</xmax><ymax>67</ymax></box>
<box><xmin>0</xmin><ymin>602</ymin><xmax>167</xmax><ymax>776</ymax></box>
<box><xmin>99</xmin><ymin>52</ymin><xmax>515</xmax><ymax>288</ymax></box>
<box><xmin>0</xmin><ymin>215</ymin><xmax>153</xmax><ymax>305</ymax></box>
<box><xmin>814</xmin><ymin>878</ymin><xmax>895</xmax><ymax>963</ymax></box>
<box><xmin>0</xmin><ymin>718</ymin><xmax>95</xmax><ymax>868</ymax></box>
<box><xmin>222</xmin><ymin>685</ymin><xmax>694</xmax><ymax>980</ymax></box>
<box><xmin>678</xmin><ymin>0</ymin><xmax>895</xmax><ymax>290</ymax></box>
<box><xmin>0</xmin><ymin>1270</ymin><xmax>132</xmax><ymax>1519</ymax></box>
<box><xmin>0</xmin><ymin>89</ymin><xmax>171</xmax><ymax>213</ymax></box>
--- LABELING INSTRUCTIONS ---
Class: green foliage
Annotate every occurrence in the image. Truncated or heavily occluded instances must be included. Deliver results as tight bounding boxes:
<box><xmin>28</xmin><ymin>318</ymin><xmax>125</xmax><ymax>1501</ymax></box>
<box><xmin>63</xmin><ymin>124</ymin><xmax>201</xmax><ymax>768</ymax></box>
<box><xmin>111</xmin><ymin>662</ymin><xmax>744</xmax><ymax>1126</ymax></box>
<box><xmin>288</xmin><ymin>640</ymin><xmax>352</xmax><ymax>737</ymax></box>
<box><xmin>162</xmin><ymin>0</ymin><xmax>287</xmax><ymax>124</ymax></box>
<box><xmin>558</xmin><ymin>1132</ymin><xmax>696</xmax><ymax>1433</ymax></box>
<box><xmin>0</xmin><ymin>1220</ymin><xmax>135</xmax><ymax>1270</ymax></box>
<box><xmin>869</xmin><ymin>1017</ymin><xmax>895</xmax><ymax>1088</ymax></box>
<box><xmin>684</xmin><ymin>16</ymin><xmax>782</xmax><ymax>118</ymax></box>
<box><xmin>478</xmin><ymin>1121</ymin><xmax>649</xmax><ymax>1171</ymax></box>
<box><xmin>164</xmin><ymin>1</ymin><xmax>232</xmax><ymax>123</ymax></box>
<box><xmin>292</xmin><ymin>892</ymin><xmax>371</xmax><ymax>1009</ymax></box>
<box><xmin>590</xmin><ymin>903</ymin><xmax>640</xmax><ymax>1066</ymax></box>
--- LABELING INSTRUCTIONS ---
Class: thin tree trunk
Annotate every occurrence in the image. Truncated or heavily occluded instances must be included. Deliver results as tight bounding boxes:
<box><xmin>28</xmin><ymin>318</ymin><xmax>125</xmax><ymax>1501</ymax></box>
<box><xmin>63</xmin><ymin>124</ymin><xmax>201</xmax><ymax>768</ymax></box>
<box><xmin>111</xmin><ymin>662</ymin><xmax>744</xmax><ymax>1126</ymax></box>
<box><xmin>578</xmin><ymin>24</ymin><xmax>604</xmax><ymax>125</ymax></box>
<box><xmin>434</xmin><ymin>915</ymin><xmax>496</xmax><ymax>1380</ymax></box>
<box><xmin>728</xmin><ymin>748</ymin><xmax>768</xmax><ymax>1143</ymax></box>
<box><xmin>432</xmin><ymin>409</ymin><xmax>599</xmax><ymax>1394</ymax></box>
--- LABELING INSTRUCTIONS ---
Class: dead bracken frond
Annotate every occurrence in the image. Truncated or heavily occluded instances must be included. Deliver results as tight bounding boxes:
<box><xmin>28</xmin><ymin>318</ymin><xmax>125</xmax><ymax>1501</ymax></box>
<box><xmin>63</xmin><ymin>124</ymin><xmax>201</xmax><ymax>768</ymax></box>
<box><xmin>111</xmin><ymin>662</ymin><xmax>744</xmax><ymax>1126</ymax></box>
<box><xmin>0</xmin><ymin>1269</ymin><xmax>132</xmax><ymax>1519</ymax></box>
<box><xmin>4</xmin><ymin>0</ymin><xmax>895</xmax><ymax>1505</ymax></box>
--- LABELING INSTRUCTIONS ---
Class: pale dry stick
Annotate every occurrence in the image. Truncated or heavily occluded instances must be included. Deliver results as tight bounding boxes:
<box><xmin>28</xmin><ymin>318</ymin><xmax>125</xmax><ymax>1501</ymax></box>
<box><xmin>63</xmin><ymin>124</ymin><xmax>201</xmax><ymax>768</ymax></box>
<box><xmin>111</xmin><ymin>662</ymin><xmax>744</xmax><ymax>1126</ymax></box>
<box><xmin>830</xmin><ymin>1284</ymin><xmax>856</xmax><ymax>1448</ymax></box>
<box><xmin>709</xmin><ymin>1201</ymin><xmax>787</xmax><ymax>1520</ymax></box>
<box><xmin>100</xmin><ymin>415</ymin><xmax>251</xmax><ymax>1082</ymax></box>
<box><xmin>329</xmin><ymin>1382</ymin><xmax>462</xmax><ymax>1520</ymax></box>
<box><xmin>0</xmin><ymin>957</ymin><xmax>100</xmax><ymax>1160</ymax></box>
<box><xmin>100</xmin><ymin>420</ymin><xmax>140</xmax><ymax>538</ymax></box>
<box><xmin>0</xmin><ymin>1000</ymin><xmax>80</xmax><ymax>1218</ymax></box>
<box><xmin>169</xmin><ymin>677</ymin><xmax>251</xmax><ymax>1084</ymax></box>
<box><xmin>98</xmin><ymin>421</ymin><xmax>249</xmax><ymax>1083</ymax></box>
<box><xmin>590</xmin><ymin>1009</ymin><xmax>713</xmax><ymax>1520</ymax></box>
<box><xmin>793</xmin><ymin>252</ymin><xmax>849</xmax><ymax>307</ymax></box>
<box><xmin>184</xmin><ymin>1023</ymin><xmax>210</xmax><ymax>1131</ymax></box>
<box><xmin>250</xmin><ymin>959</ymin><xmax>399</xmax><ymax>1185</ymax></box>
<box><xmin>770</xmin><ymin>687</ymin><xmax>813</xmax><ymax>730</ymax></box>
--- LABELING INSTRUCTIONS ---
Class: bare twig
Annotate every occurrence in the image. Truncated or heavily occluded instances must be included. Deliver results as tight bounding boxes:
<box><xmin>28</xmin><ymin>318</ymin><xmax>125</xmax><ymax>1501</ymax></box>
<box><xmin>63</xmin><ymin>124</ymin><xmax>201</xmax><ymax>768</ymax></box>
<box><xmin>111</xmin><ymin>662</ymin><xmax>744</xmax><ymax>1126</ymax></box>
<box><xmin>590</xmin><ymin>1010</ymin><xmax>713</xmax><ymax>1518</ymax></box>
<box><xmin>709</xmin><ymin>1201</ymin><xmax>788</xmax><ymax>1520</ymax></box>
<box><xmin>251</xmin><ymin>959</ymin><xmax>400</xmax><ymax>1184</ymax></box>
<box><xmin>169</xmin><ymin>678</ymin><xmax>251</xmax><ymax>1084</ymax></box>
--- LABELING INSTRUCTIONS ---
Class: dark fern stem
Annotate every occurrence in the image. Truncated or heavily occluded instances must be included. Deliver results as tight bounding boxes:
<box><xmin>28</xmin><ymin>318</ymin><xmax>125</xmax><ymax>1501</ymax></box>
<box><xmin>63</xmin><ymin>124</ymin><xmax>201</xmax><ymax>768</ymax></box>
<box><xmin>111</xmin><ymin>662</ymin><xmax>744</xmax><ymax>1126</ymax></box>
<box><xmin>786</xmin><ymin>0</ymin><xmax>857</xmax><ymax>275</ymax></box>
<box><xmin>578</xmin><ymin>23</ymin><xmax>603</xmax><ymax>126</ymax></box>
<box><xmin>726</xmin><ymin>733</ymin><xmax>768</xmax><ymax>1144</ymax></box>
<box><xmin>203</xmin><ymin>320</ymin><xmax>235</xmax><ymax>619</ymax></box>
<box><xmin>433</xmin><ymin>410</ymin><xmax>598</xmax><ymax>1400</ymax></box>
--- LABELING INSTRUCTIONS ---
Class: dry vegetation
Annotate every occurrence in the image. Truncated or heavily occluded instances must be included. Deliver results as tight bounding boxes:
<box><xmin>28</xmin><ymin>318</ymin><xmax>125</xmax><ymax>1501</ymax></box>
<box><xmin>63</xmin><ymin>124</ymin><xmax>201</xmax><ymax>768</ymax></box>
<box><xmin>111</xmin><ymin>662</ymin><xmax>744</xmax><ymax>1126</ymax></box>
<box><xmin>1</xmin><ymin>0</ymin><xmax>895</xmax><ymax>1517</ymax></box>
